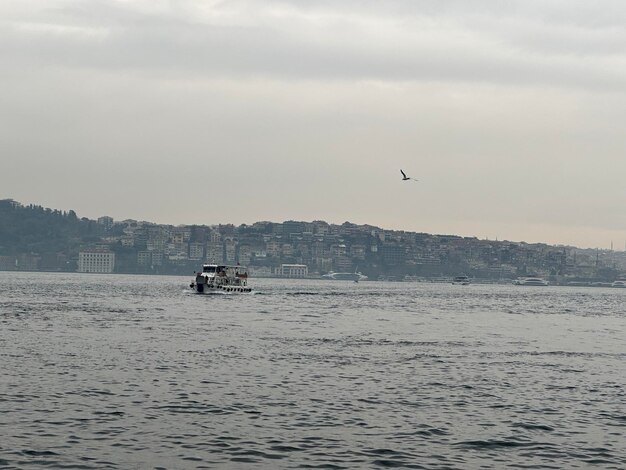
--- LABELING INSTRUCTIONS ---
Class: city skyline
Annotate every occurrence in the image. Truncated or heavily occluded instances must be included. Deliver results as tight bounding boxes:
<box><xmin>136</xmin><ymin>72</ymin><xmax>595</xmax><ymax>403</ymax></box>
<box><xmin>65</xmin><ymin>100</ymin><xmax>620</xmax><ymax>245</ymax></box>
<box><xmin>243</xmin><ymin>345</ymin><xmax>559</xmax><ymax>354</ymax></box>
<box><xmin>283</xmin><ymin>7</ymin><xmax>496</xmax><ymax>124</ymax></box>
<box><xmin>3</xmin><ymin>196</ymin><xmax>626</xmax><ymax>254</ymax></box>
<box><xmin>2</xmin><ymin>1</ymin><xmax>626</xmax><ymax>249</ymax></box>
<box><xmin>4</xmin><ymin>194</ymin><xmax>626</xmax><ymax>251</ymax></box>
<box><xmin>5</xmin><ymin>197</ymin><xmax>626</xmax><ymax>281</ymax></box>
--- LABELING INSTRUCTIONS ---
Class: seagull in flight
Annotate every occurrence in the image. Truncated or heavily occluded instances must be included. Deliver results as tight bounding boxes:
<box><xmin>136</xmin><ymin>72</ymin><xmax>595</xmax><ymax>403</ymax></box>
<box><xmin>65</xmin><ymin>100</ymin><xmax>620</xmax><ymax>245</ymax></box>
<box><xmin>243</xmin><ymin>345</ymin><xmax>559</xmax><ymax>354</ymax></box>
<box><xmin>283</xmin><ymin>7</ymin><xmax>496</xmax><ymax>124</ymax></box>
<box><xmin>400</xmin><ymin>169</ymin><xmax>417</xmax><ymax>182</ymax></box>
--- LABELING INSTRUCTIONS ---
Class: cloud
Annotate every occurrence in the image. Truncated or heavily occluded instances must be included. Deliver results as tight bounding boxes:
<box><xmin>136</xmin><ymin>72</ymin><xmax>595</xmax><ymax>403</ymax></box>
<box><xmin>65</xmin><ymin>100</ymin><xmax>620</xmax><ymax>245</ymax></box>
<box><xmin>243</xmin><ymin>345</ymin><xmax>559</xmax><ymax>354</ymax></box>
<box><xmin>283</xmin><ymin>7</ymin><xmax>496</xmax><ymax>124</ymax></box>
<box><xmin>2</xmin><ymin>0</ymin><xmax>626</xmax><ymax>91</ymax></box>
<box><xmin>2</xmin><ymin>0</ymin><xmax>626</xmax><ymax>248</ymax></box>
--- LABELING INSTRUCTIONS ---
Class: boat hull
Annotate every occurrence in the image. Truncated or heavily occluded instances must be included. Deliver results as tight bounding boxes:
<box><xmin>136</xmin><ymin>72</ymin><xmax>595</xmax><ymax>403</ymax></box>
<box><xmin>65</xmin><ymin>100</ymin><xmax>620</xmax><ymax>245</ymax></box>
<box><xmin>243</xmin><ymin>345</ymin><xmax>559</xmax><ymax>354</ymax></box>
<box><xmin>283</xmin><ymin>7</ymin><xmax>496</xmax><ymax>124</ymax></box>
<box><xmin>514</xmin><ymin>279</ymin><xmax>549</xmax><ymax>286</ymax></box>
<box><xmin>191</xmin><ymin>264</ymin><xmax>252</xmax><ymax>294</ymax></box>
<box><xmin>192</xmin><ymin>283</ymin><xmax>252</xmax><ymax>294</ymax></box>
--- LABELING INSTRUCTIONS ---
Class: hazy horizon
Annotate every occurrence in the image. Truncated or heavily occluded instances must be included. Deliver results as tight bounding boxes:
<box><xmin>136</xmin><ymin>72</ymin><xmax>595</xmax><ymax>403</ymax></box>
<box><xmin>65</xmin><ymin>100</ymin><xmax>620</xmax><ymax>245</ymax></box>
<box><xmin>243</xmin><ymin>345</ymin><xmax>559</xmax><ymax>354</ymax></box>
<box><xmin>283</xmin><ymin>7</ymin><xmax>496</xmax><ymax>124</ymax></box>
<box><xmin>2</xmin><ymin>1</ymin><xmax>626</xmax><ymax>249</ymax></box>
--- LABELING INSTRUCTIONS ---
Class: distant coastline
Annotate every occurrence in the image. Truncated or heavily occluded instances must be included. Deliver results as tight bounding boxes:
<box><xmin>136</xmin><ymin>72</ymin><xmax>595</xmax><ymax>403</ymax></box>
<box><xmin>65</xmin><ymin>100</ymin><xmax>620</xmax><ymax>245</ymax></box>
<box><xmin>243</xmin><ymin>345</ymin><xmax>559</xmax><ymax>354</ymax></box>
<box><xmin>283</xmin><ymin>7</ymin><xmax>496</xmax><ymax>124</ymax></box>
<box><xmin>1</xmin><ymin>198</ymin><xmax>625</xmax><ymax>284</ymax></box>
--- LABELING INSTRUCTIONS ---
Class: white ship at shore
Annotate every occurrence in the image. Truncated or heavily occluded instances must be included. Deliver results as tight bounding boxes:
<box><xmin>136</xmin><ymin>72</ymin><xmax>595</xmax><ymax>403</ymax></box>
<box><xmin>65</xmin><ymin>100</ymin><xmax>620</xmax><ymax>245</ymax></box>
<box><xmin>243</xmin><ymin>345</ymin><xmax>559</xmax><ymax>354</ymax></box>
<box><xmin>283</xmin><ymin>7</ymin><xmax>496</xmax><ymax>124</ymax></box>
<box><xmin>322</xmin><ymin>270</ymin><xmax>368</xmax><ymax>282</ymax></box>
<box><xmin>190</xmin><ymin>264</ymin><xmax>252</xmax><ymax>294</ymax></box>
<box><xmin>513</xmin><ymin>276</ymin><xmax>549</xmax><ymax>286</ymax></box>
<box><xmin>612</xmin><ymin>277</ymin><xmax>626</xmax><ymax>288</ymax></box>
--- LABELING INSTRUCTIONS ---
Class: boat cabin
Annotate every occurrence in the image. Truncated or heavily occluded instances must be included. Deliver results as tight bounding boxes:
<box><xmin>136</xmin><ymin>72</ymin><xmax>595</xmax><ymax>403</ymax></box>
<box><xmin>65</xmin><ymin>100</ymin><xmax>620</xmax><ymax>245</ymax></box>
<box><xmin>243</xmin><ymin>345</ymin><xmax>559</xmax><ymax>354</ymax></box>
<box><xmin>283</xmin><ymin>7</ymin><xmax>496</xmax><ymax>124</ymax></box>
<box><xmin>196</xmin><ymin>264</ymin><xmax>249</xmax><ymax>286</ymax></box>
<box><xmin>191</xmin><ymin>264</ymin><xmax>252</xmax><ymax>293</ymax></box>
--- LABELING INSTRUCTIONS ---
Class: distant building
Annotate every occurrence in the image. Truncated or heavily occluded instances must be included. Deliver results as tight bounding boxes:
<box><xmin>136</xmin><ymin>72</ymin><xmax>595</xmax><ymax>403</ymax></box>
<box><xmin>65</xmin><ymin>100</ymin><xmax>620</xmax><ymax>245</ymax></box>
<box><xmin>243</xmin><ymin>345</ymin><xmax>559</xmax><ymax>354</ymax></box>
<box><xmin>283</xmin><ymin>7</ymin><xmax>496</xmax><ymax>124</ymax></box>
<box><xmin>249</xmin><ymin>266</ymin><xmax>273</xmax><ymax>277</ymax></box>
<box><xmin>331</xmin><ymin>244</ymin><xmax>347</xmax><ymax>257</ymax></box>
<box><xmin>17</xmin><ymin>254</ymin><xmax>40</xmax><ymax>271</ymax></box>
<box><xmin>281</xmin><ymin>264</ymin><xmax>308</xmax><ymax>278</ymax></box>
<box><xmin>189</xmin><ymin>242</ymin><xmax>205</xmax><ymax>260</ymax></box>
<box><xmin>120</xmin><ymin>236</ymin><xmax>134</xmax><ymax>247</ymax></box>
<box><xmin>97</xmin><ymin>216</ymin><xmax>114</xmax><ymax>230</ymax></box>
<box><xmin>151</xmin><ymin>251</ymin><xmax>163</xmax><ymax>266</ymax></box>
<box><xmin>206</xmin><ymin>242</ymin><xmax>224</xmax><ymax>264</ymax></box>
<box><xmin>225</xmin><ymin>239</ymin><xmax>236</xmax><ymax>263</ymax></box>
<box><xmin>334</xmin><ymin>256</ymin><xmax>353</xmax><ymax>272</ymax></box>
<box><xmin>350</xmin><ymin>244</ymin><xmax>367</xmax><ymax>260</ymax></box>
<box><xmin>312</xmin><ymin>220</ymin><xmax>330</xmax><ymax>235</ymax></box>
<box><xmin>283</xmin><ymin>221</ymin><xmax>305</xmax><ymax>236</ymax></box>
<box><xmin>381</xmin><ymin>244</ymin><xmax>405</xmax><ymax>266</ymax></box>
<box><xmin>238</xmin><ymin>244</ymin><xmax>252</xmax><ymax>265</ymax></box>
<box><xmin>209</xmin><ymin>230</ymin><xmax>222</xmax><ymax>243</ymax></box>
<box><xmin>78</xmin><ymin>250</ymin><xmax>115</xmax><ymax>273</ymax></box>
<box><xmin>39</xmin><ymin>253</ymin><xmax>68</xmax><ymax>271</ymax></box>
<box><xmin>265</xmin><ymin>240</ymin><xmax>280</xmax><ymax>256</ymax></box>
<box><xmin>137</xmin><ymin>251</ymin><xmax>152</xmax><ymax>266</ymax></box>
<box><xmin>281</xmin><ymin>243</ymin><xmax>294</xmax><ymax>257</ymax></box>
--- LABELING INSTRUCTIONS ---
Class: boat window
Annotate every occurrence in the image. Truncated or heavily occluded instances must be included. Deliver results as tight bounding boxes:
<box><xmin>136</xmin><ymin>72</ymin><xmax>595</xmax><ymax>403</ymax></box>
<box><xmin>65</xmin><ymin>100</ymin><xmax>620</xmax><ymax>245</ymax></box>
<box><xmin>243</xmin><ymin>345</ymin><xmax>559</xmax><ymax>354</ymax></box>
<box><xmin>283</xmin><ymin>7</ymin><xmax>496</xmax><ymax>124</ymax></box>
<box><xmin>203</xmin><ymin>266</ymin><xmax>216</xmax><ymax>273</ymax></box>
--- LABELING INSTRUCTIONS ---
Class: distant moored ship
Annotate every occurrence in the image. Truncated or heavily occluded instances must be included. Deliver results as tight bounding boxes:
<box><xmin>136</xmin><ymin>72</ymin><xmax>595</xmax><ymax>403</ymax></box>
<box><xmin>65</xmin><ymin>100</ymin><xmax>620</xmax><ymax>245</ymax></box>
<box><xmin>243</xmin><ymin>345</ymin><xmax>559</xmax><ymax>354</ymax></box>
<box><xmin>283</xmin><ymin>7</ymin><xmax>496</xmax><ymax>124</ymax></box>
<box><xmin>513</xmin><ymin>277</ymin><xmax>549</xmax><ymax>286</ymax></box>
<box><xmin>611</xmin><ymin>277</ymin><xmax>626</xmax><ymax>288</ymax></box>
<box><xmin>322</xmin><ymin>270</ymin><xmax>368</xmax><ymax>282</ymax></box>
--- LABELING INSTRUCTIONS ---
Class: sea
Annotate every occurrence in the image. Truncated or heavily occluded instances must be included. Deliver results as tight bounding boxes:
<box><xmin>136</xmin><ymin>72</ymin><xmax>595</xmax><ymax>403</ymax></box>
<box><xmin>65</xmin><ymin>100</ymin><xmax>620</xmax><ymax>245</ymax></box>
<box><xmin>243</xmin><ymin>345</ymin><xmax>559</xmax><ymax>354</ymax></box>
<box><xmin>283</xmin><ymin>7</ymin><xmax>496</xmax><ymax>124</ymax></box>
<box><xmin>1</xmin><ymin>272</ymin><xmax>625</xmax><ymax>469</ymax></box>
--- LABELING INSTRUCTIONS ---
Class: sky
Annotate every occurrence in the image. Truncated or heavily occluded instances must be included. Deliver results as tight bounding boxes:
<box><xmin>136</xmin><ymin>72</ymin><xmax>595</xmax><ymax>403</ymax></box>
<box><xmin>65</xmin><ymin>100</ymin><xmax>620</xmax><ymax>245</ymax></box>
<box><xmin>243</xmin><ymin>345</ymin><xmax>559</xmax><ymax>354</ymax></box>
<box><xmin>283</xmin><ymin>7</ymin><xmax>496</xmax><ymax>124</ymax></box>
<box><xmin>2</xmin><ymin>0</ymin><xmax>626</xmax><ymax>249</ymax></box>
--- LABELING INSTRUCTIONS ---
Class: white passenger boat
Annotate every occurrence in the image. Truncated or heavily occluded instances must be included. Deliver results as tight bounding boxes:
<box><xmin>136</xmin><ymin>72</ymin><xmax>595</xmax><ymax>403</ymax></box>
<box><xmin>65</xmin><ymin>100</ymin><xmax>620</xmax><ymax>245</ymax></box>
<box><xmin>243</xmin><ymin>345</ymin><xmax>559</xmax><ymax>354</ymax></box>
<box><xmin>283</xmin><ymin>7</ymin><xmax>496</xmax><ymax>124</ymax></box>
<box><xmin>513</xmin><ymin>277</ymin><xmax>549</xmax><ymax>286</ymax></box>
<box><xmin>190</xmin><ymin>264</ymin><xmax>252</xmax><ymax>294</ymax></box>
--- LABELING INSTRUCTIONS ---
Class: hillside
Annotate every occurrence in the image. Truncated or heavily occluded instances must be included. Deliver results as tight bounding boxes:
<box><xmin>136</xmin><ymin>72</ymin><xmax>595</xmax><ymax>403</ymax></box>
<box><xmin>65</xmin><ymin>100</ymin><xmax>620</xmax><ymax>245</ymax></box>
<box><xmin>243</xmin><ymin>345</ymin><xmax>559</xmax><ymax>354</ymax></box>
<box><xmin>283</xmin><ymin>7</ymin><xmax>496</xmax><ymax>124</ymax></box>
<box><xmin>1</xmin><ymin>198</ymin><xmax>624</xmax><ymax>281</ymax></box>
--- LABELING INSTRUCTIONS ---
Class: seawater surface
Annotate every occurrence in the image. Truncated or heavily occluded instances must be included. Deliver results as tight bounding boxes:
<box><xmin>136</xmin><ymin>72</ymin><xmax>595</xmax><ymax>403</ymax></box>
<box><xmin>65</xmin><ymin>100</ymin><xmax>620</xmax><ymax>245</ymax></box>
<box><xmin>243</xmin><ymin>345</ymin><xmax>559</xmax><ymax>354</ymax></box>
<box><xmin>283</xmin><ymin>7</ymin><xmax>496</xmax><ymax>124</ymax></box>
<box><xmin>1</xmin><ymin>272</ymin><xmax>625</xmax><ymax>469</ymax></box>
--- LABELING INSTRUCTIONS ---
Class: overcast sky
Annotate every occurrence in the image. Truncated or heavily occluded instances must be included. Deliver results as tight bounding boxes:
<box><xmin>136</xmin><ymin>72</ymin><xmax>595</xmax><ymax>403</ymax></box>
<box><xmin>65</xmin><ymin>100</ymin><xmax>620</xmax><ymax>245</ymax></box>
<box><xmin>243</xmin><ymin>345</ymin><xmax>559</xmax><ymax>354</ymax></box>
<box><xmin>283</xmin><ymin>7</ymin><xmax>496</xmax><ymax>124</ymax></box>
<box><xmin>2</xmin><ymin>0</ymin><xmax>626</xmax><ymax>248</ymax></box>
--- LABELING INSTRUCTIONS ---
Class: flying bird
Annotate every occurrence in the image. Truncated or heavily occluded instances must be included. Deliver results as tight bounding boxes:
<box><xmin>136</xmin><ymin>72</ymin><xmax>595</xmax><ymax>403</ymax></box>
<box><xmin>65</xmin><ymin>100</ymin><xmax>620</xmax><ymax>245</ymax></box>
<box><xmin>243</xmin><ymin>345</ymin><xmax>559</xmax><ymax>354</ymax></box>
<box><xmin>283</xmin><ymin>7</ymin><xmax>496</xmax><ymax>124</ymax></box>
<box><xmin>400</xmin><ymin>169</ymin><xmax>417</xmax><ymax>182</ymax></box>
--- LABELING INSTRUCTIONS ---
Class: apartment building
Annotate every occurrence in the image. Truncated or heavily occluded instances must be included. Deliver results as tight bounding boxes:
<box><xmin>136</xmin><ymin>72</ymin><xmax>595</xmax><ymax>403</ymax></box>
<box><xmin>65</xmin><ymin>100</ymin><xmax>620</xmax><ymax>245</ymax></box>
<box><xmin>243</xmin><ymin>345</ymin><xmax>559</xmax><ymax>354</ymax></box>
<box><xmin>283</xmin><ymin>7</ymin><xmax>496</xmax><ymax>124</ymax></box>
<box><xmin>78</xmin><ymin>250</ymin><xmax>115</xmax><ymax>273</ymax></box>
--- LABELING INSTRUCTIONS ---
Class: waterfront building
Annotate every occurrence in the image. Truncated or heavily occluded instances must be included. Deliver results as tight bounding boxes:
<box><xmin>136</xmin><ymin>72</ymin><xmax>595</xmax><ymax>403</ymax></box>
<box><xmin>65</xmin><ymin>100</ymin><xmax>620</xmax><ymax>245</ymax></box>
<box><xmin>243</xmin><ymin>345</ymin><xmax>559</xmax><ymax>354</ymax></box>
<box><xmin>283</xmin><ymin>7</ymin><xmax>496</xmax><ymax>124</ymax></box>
<box><xmin>137</xmin><ymin>251</ymin><xmax>151</xmax><ymax>266</ymax></box>
<box><xmin>281</xmin><ymin>264</ymin><xmax>308</xmax><ymax>278</ymax></box>
<box><xmin>14</xmin><ymin>254</ymin><xmax>40</xmax><ymax>271</ymax></box>
<box><xmin>78</xmin><ymin>250</ymin><xmax>115</xmax><ymax>273</ymax></box>
<box><xmin>151</xmin><ymin>251</ymin><xmax>163</xmax><ymax>266</ymax></box>
<box><xmin>250</xmin><ymin>266</ymin><xmax>273</xmax><ymax>277</ymax></box>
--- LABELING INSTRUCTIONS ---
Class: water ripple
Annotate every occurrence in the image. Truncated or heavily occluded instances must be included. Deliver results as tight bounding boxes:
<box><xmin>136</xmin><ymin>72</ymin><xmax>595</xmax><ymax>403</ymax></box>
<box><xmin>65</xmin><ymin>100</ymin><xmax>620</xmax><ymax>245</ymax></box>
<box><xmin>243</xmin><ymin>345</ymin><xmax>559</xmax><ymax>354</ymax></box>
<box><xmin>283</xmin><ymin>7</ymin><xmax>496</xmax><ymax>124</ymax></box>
<box><xmin>0</xmin><ymin>273</ymin><xmax>625</xmax><ymax>469</ymax></box>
